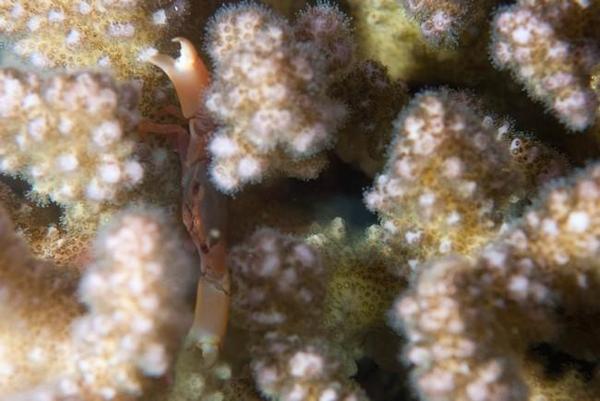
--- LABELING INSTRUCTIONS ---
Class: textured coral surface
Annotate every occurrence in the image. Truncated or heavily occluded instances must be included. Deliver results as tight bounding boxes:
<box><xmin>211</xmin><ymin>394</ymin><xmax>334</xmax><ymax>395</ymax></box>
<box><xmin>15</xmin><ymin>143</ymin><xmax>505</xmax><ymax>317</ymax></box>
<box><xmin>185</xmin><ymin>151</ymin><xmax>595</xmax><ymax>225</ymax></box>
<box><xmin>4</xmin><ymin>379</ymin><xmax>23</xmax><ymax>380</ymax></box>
<box><xmin>0</xmin><ymin>1</ymin><xmax>598</xmax><ymax>401</ymax></box>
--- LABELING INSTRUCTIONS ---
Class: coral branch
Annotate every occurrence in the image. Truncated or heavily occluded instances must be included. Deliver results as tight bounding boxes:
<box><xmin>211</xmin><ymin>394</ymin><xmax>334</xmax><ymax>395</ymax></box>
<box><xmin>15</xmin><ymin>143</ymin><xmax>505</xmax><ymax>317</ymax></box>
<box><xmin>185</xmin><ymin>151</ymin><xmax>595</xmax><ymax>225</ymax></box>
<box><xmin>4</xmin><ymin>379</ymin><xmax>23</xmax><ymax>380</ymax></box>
<box><xmin>204</xmin><ymin>2</ymin><xmax>352</xmax><ymax>192</ymax></box>
<box><xmin>0</xmin><ymin>206</ymin><xmax>193</xmax><ymax>400</ymax></box>
<box><xmin>0</xmin><ymin>0</ymin><xmax>189</xmax><ymax>106</ymax></box>
<box><xmin>491</xmin><ymin>0</ymin><xmax>600</xmax><ymax>131</ymax></box>
<box><xmin>229</xmin><ymin>228</ymin><xmax>326</xmax><ymax>334</ymax></box>
<box><xmin>398</xmin><ymin>0</ymin><xmax>495</xmax><ymax>47</ymax></box>
<box><xmin>392</xmin><ymin>163</ymin><xmax>600</xmax><ymax>401</ymax></box>
<box><xmin>252</xmin><ymin>332</ymin><xmax>367</xmax><ymax>401</ymax></box>
<box><xmin>365</xmin><ymin>89</ymin><xmax>566</xmax><ymax>269</ymax></box>
<box><xmin>0</xmin><ymin>69</ymin><xmax>144</xmax><ymax>206</ymax></box>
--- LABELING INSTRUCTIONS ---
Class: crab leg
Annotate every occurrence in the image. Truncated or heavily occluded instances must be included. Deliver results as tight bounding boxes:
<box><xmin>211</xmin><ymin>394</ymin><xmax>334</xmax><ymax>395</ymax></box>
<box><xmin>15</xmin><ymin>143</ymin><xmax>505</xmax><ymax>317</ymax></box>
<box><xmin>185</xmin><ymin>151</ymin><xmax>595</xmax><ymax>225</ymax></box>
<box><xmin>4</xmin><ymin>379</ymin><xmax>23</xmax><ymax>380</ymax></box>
<box><xmin>148</xmin><ymin>38</ymin><xmax>229</xmax><ymax>364</ymax></box>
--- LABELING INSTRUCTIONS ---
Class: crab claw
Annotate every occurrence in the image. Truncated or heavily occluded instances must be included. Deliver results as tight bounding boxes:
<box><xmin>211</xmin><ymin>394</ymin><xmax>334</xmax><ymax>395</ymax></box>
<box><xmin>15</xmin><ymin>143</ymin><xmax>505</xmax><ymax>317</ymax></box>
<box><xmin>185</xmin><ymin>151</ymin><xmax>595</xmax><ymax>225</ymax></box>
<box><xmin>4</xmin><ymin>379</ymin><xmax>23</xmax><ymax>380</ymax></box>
<box><xmin>148</xmin><ymin>37</ymin><xmax>210</xmax><ymax>118</ymax></box>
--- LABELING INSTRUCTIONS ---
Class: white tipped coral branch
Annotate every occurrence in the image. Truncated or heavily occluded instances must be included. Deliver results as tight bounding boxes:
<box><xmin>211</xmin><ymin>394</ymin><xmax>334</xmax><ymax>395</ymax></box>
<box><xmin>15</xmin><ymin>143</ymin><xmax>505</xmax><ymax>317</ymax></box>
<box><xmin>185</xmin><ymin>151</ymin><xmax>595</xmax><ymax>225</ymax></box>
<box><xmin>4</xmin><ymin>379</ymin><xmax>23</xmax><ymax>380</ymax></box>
<box><xmin>294</xmin><ymin>2</ymin><xmax>356</xmax><ymax>77</ymax></box>
<box><xmin>491</xmin><ymin>0</ymin><xmax>600</xmax><ymax>131</ymax></box>
<box><xmin>0</xmin><ymin>206</ymin><xmax>194</xmax><ymax>400</ymax></box>
<box><xmin>0</xmin><ymin>0</ymin><xmax>189</xmax><ymax>86</ymax></box>
<box><xmin>0</xmin><ymin>68</ymin><xmax>144</xmax><ymax>207</ymax></box>
<box><xmin>203</xmin><ymin>2</ymin><xmax>351</xmax><ymax>193</ymax></box>
<box><xmin>392</xmin><ymin>162</ymin><xmax>600</xmax><ymax>401</ymax></box>
<box><xmin>365</xmin><ymin>89</ymin><xmax>567</xmax><ymax>269</ymax></box>
<box><xmin>252</xmin><ymin>332</ymin><xmax>368</xmax><ymax>401</ymax></box>
<box><xmin>229</xmin><ymin>227</ymin><xmax>326</xmax><ymax>333</ymax></box>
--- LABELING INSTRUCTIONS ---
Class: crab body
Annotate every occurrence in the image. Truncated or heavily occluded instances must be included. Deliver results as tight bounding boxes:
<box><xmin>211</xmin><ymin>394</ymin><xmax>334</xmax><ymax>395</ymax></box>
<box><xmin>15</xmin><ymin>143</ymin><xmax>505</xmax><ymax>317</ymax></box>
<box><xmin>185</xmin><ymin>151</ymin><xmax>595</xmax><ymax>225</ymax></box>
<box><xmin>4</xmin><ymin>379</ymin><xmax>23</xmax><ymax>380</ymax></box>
<box><xmin>148</xmin><ymin>38</ymin><xmax>230</xmax><ymax>364</ymax></box>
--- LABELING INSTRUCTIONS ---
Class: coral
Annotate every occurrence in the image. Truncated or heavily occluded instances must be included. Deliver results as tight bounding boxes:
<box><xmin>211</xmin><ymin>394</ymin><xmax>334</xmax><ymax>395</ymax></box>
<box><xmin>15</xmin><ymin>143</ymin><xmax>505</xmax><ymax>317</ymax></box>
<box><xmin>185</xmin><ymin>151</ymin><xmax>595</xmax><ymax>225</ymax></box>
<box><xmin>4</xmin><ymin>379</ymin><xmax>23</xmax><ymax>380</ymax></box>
<box><xmin>364</xmin><ymin>89</ymin><xmax>566</xmax><ymax>268</ymax></box>
<box><xmin>2</xmin><ymin>1</ymin><xmax>600</xmax><ymax>400</ymax></box>
<box><xmin>0</xmin><ymin>0</ymin><xmax>189</xmax><ymax>111</ymax></box>
<box><xmin>166</xmin><ymin>342</ymin><xmax>232</xmax><ymax>401</ymax></box>
<box><xmin>0</xmin><ymin>204</ymin><xmax>81</xmax><ymax>399</ymax></box>
<box><xmin>229</xmin><ymin>227</ymin><xmax>326</xmax><ymax>334</ymax></box>
<box><xmin>204</xmin><ymin>2</ymin><xmax>350</xmax><ymax>193</ymax></box>
<box><xmin>392</xmin><ymin>163</ymin><xmax>600</xmax><ymax>401</ymax></box>
<box><xmin>491</xmin><ymin>0</ymin><xmax>600</xmax><ymax>131</ymax></box>
<box><xmin>397</xmin><ymin>0</ymin><xmax>495</xmax><ymax>47</ymax></box>
<box><xmin>252</xmin><ymin>332</ymin><xmax>367</xmax><ymax>401</ymax></box>
<box><xmin>0</xmin><ymin>66</ymin><xmax>182</xmax><ymax>246</ymax></box>
<box><xmin>261</xmin><ymin>0</ymin><xmax>308</xmax><ymax>17</ymax></box>
<box><xmin>0</xmin><ymin>180</ymin><xmax>89</xmax><ymax>268</ymax></box>
<box><xmin>0</xmin><ymin>206</ymin><xmax>193</xmax><ymax>400</ymax></box>
<box><xmin>306</xmin><ymin>218</ymin><xmax>404</xmax><ymax>345</ymax></box>
<box><xmin>0</xmin><ymin>68</ymin><xmax>143</xmax><ymax>207</ymax></box>
<box><xmin>226</xmin><ymin>226</ymin><xmax>375</xmax><ymax>400</ymax></box>
<box><xmin>345</xmin><ymin>0</ymin><xmax>492</xmax><ymax>85</ymax></box>
<box><xmin>522</xmin><ymin>355</ymin><xmax>600</xmax><ymax>401</ymax></box>
<box><xmin>294</xmin><ymin>2</ymin><xmax>356</xmax><ymax>77</ymax></box>
<box><xmin>331</xmin><ymin>60</ymin><xmax>409</xmax><ymax>176</ymax></box>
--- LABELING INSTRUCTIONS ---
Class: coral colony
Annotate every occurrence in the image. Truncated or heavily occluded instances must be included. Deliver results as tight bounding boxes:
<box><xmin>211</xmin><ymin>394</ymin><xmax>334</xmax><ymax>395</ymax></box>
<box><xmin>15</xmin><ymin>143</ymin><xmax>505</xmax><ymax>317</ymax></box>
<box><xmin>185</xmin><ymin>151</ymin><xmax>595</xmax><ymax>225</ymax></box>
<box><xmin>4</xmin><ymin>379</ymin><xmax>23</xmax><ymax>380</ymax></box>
<box><xmin>0</xmin><ymin>1</ymin><xmax>599</xmax><ymax>401</ymax></box>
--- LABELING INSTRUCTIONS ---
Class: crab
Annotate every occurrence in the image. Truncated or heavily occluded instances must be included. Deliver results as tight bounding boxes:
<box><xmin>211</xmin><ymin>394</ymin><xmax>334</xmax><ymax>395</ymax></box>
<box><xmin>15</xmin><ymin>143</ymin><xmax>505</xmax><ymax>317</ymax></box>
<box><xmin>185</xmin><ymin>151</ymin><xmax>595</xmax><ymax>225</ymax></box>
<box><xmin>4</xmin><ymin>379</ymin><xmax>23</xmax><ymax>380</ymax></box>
<box><xmin>143</xmin><ymin>38</ymin><xmax>229</xmax><ymax>366</ymax></box>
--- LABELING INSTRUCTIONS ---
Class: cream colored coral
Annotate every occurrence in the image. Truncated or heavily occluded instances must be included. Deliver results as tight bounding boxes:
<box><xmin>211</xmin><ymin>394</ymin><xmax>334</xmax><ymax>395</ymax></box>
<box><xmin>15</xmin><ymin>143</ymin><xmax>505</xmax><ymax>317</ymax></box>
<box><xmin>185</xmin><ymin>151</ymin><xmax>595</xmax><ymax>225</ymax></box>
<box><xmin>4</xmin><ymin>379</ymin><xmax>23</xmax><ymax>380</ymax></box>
<box><xmin>306</xmin><ymin>218</ymin><xmax>403</xmax><ymax>345</ymax></box>
<box><xmin>365</xmin><ymin>89</ymin><xmax>565</xmax><ymax>269</ymax></box>
<box><xmin>398</xmin><ymin>0</ymin><xmax>494</xmax><ymax>47</ymax></box>
<box><xmin>229</xmin><ymin>227</ymin><xmax>326</xmax><ymax>333</ymax></box>
<box><xmin>0</xmin><ymin>68</ymin><xmax>143</xmax><ymax>206</ymax></box>
<box><xmin>0</xmin><ymin>0</ymin><xmax>186</xmax><ymax>84</ymax></box>
<box><xmin>0</xmin><ymin>206</ymin><xmax>193</xmax><ymax>400</ymax></box>
<box><xmin>0</xmin><ymin>204</ymin><xmax>81</xmax><ymax>400</ymax></box>
<box><xmin>491</xmin><ymin>0</ymin><xmax>600</xmax><ymax>131</ymax></box>
<box><xmin>392</xmin><ymin>163</ymin><xmax>600</xmax><ymax>401</ymax></box>
<box><xmin>204</xmin><ymin>3</ymin><xmax>348</xmax><ymax>193</ymax></box>
<box><xmin>166</xmin><ymin>340</ymin><xmax>232</xmax><ymax>401</ymax></box>
<box><xmin>393</xmin><ymin>256</ymin><xmax>532</xmax><ymax>401</ymax></box>
<box><xmin>72</xmin><ymin>208</ymin><xmax>193</xmax><ymax>398</ymax></box>
<box><xmin>252</xmin><ymin>332</ymin><xmax>367</xmax><ymax>401</ymax></box>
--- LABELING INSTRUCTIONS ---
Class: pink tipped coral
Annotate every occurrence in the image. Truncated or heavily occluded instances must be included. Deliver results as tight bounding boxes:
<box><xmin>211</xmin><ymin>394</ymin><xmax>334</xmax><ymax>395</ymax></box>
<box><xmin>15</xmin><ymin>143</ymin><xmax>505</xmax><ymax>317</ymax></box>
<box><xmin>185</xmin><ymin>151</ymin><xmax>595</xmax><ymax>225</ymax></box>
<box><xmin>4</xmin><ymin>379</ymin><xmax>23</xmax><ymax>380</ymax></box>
<box><xmin>252</xmin><ymin>332</ymin><xmax>367</xmax><ymax>401</ymax></box>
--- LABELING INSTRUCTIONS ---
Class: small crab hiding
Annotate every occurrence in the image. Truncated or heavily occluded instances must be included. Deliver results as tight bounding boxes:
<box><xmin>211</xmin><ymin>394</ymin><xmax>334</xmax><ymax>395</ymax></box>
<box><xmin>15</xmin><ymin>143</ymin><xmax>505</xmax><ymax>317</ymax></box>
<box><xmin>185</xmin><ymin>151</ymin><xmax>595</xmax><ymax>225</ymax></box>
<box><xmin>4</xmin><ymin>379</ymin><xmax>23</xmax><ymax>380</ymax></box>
<box><xmin>146</xmin><ymin>37</ymin><xmax>229</xmax><ymax>365</ymax></box>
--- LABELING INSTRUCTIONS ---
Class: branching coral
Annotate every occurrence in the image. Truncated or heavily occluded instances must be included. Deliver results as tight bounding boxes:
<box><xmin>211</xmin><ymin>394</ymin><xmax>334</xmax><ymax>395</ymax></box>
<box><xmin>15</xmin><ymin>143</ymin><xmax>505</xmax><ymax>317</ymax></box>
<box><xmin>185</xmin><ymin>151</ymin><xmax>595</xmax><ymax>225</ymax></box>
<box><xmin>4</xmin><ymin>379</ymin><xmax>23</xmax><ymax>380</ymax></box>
<box><xmin>203</xmin><ymin>2</ymin><xmax>351</xmax><ymax>193</ymax></box>
<box><xmin>491</xmin><ymin>0</ymin><xmax>600</xmax><ymax>131</ymax></box>
<box><xmin>0</xmin><ymin>66</ymin><xmax>181</xmax><ymax>265</ymax></box>
<box><xmin>364</xmin><ymin>89</ymin><xmax>566</xmax><ymax>269</ymax></box>
<box><xmin>293</xmin><ymin>2</ymin><xmax>356</xmax><ymax>78</ymax></box>
<box><xmin>1</xmin><ymin>1</ymin><xmax>599</xmax><ymax>400</ymax></box>
<box><xmin>397</xmin><ymin>0</ymin><xmax>496</xmax><ymax>47</ymax></box>
<box><xmin>165</xmin><ymin>342</ymin><xmax>233</xmax><ymax>401</ymax></box>
<box><xmin>0</xmin><ymin>206</ymin><xmax>193</xmax><ymax>400</ymax></box>
<box><xmin>392</xmin><ymin>163</ymin><xmax>600</xmax><ymax>401</ymax></box>
<box><xmin>345</xmin><ymin>0</ymin><xmax>494</xmax><ymax>87</ymax></box>
<box><xmin>0</xmin><ymin>0</ymin><xmax>189</xmax><ymax>107</ymax></box>
<box><xmin>0</xmin><ymin>68</ymin><xmax>144</xmax><ymax>206</ymax></box>
<box><xmin>229</xmin><ymin>227</ymin><xmax>327</xmax><ymax>334</ymax></box>
<box><xmin>331</xmin><ymin>60</ymin><xmax>409</xmax><ymax>176</ymax></box>
<box><xmin>306</xmin><ymin>218</ymin><xmax>404</xmax><ymax>346</ymax></box>
<box><xmin>252</xmin><ymin>332</ymin><xmax>366</xmax><ymax>401</ymax></box>
<box><xmin>227</xmin><ymin>225</ymin><xmax>382</xmax><ymax>401</ymax></box>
